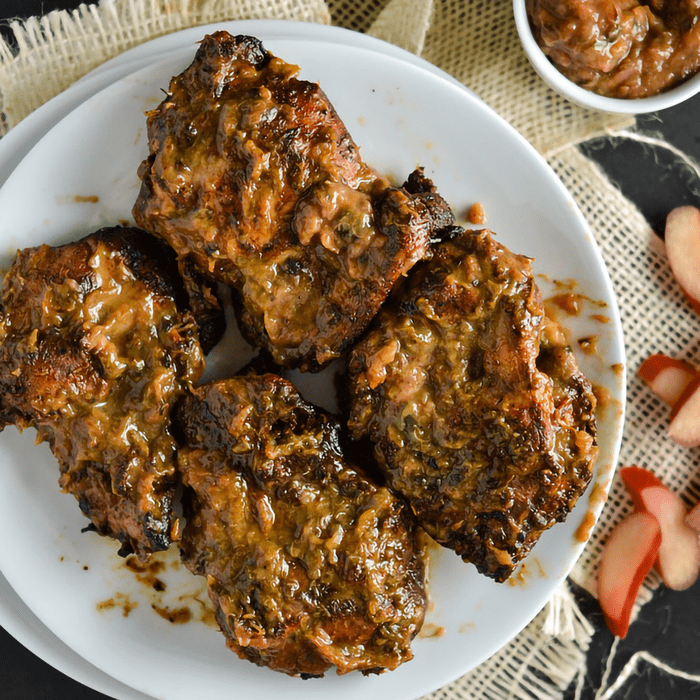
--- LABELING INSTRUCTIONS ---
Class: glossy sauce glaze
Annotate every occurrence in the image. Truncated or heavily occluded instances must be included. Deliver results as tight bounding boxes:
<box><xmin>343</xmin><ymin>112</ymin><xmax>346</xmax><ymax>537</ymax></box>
<box><xmin>0</xmin><ymin>228</ymin><xmax>204</xmax><ymax>558</ymax></box>
<box><xmin>174</xmin><ymin>374</ymin><xmax>428</xmax><ymax>677</ymax></box>
<box><xmin>348</xmin><ymin>229</ymin><xmax>598</xmax><ymax>582</ymax></box>
<box><xmin>527</xmin><ymin>0</ymin><xmax>700</xmax><ymax>98</ymax></box>
<box><xmin>134</xmin><ymin>32</ymin><xmax>453</xmax><ymax>371</ymax></box>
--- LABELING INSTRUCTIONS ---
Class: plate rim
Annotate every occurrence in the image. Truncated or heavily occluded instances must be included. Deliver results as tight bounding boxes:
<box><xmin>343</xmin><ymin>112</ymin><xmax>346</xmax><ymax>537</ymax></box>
<box><xmin>0</xmin><ymin>18</ymin><xmax>626</xmax><ymax>700</ymax></box>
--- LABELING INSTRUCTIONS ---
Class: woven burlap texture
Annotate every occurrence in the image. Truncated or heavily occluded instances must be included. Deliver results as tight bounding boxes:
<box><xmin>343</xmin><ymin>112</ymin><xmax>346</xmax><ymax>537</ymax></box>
<box><xmin>2</xmin><ymin>1</ymin><xmax>693</xmax><ymax>699</ymax></box>
<box><xmin>0</xmin><ymin>0</ymin><xmax>331</xmax><ymax>132</ymax></box>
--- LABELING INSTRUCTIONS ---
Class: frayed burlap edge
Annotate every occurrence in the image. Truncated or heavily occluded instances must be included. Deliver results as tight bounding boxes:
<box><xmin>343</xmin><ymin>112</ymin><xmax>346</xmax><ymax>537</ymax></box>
<box><xmin>0</xmin><ymin>0</ymin><xmax>330</xmax><ymax>134</ymax></box>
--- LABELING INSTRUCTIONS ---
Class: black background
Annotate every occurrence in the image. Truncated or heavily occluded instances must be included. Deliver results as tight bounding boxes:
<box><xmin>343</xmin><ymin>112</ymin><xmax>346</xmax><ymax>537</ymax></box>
<box><xmin>1</xmin><ymin>2</ymin><xmax>700</xmax><ymax>699</ymax></box>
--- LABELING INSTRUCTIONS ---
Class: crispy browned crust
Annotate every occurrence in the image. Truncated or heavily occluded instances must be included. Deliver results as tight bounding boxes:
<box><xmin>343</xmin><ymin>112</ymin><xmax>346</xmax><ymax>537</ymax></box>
<box><xmin>174</xmin><ymin>374</ymin><xmax>427</xmax><ymax>677</ymax></box>
<box><xmin>0</xmin><ymin>227</ymin><xmax>205</xmax><ymax>558</ymax></box>
<box><xmin>133</xmin><ymin>32</ymin><xmax>453</xmax><ymax>371</ymax></box>
<box><xmin>347</xmin><ymin>229</ymin><xmax>598</xmax><ymax>582</ymax></box>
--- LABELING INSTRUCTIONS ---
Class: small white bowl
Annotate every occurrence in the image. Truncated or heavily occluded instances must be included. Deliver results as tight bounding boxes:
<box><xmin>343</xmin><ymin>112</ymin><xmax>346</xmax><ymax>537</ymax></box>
<box><xmin>513</xmin><ymin>0</ymin><xmax>700</xmax><ymax>113</ymax></box>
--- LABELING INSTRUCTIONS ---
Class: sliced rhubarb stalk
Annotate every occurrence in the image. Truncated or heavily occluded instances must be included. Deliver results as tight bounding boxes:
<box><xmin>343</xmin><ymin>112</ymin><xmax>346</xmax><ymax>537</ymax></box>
<box><xmin>597</xmin><ymin>511</ymin><xmax>661</xmax><ymax>638</ymax></box>
<box><xmin>620</xmin><ymin>466</ymin><xmax>700</xmax><ymax>591</ymax></box>
<box><xmin>619</xmin><ymin>465</ymin><xmax>663</xmax><ymax>512</ymax></box>
<box><xmin>665</xmin><ymin>206</ymin><xmax>700</xmax><ymax>314</ymax></box>
<box><xmin>668</xmin><ymin>375</ymin><xmax>700</xmax><ymax>447</ymax></box>
<box><xmin>637</xmin><ymin>354</ymin><xmax>697</xmax><ymax>406</ymax></box>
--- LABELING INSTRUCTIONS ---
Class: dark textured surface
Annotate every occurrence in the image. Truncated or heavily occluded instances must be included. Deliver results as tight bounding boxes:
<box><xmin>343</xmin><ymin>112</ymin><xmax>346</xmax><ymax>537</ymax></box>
<box><xmin>565</xmin><ymin>92</ymin><xmax>700</xmax><ymax>700</ymax></box>
<box><xmin>1</xmin><ymin>2</ymin><xmax>700</xmax><ymax>699</ymax></box>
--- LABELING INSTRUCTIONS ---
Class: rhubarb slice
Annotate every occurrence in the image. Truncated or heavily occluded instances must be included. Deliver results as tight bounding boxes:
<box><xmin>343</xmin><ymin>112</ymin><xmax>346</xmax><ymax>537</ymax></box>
<box><xmin>668</xmin><ymin>375</ymin><xmax>700</xmax><ymax>447</ymax></box>
<box><xmin>665</xmin><ymin>205</ymin><xmax>700</xmax><ymax>314</ymax></box>
<box><xmin>597</xmin><ymin>511</ymin><xmax>661</xmax><ymax>638</ymax></box>
<box><xmin>620</xmin><ymin>466</ymin><xmax>700</xmax><ymax>591</ymax></box>
<box><xmin>638</xmin><ymin>354</ymin><xmax>696</xmax><ymax>406</ymax></box>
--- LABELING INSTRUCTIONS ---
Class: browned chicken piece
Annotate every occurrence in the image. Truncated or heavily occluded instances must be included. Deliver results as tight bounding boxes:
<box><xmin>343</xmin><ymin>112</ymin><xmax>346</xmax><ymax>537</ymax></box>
<box><xmin>0</xmin><ymin>227</ymin><xmax>205</xmax><ymax>558</ymax></box>
<box><xmin>176</xmin><ymin>255</ymin><xmax>226</xmax><ymax>355</ymax></box>
<box><xmin>174</xmin><ymin>374</ymin><xmax>427</xmax><ymax>677</ymax></box>
<box><xmin>133</xmin><ymin>31</ymin><xmax>454</xmax><ymax>371</ymax></box>
<box><xmin>347</xmin><ymin>229</ymin><xmax>598</xmax><ymax>582</ymax></box>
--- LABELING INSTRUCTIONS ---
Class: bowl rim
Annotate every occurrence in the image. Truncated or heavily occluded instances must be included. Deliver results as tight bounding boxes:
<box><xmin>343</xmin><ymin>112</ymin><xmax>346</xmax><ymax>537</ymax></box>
<box><xmin>512</xmin><ymin>0</ymin><xmax>700</xmax><ymax>114</ymax></box>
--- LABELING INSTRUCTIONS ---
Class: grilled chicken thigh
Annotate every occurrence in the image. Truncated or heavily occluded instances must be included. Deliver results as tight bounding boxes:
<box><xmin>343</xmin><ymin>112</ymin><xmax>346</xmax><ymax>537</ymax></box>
<box><xmin>0</xmin><ymin>227</ymin><xmax>205</xmax><ymax>558</ymax></box>
<box><xmin>174</xmin><ymin>374</ymin><xmax>427</xmax><ymax>676</ymax></box>
<box><xmin>134</xmin><ymin>31</ymin><xmax>454</xmax><ymax>371</ymax></box>
<box><xmin>348</xmin><ymin>228</ymin><xmax>598</xmax><ymax>582</ymax></box>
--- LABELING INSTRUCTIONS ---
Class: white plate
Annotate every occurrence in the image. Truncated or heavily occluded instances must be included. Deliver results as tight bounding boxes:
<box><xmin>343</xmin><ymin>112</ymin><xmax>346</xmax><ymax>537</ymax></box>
<box><xmin>0</xmin><ymin>22</ymin><xmax>470</xmax><ymax>700</ymax></box>
<box><xmin>0</xmin><ymin>25</ymin><xmax>625</xmax><ymax>700</ymax></box>
<box><xmin>0</xmin><ymin>22</ymin><xmax>448</xmax><ymax>189</ymax></box>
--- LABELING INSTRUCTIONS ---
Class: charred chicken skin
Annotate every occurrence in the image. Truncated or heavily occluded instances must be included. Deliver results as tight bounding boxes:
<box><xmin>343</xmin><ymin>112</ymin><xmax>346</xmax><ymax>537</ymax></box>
<box><xmin>348</xmin><ymin>229</ymin><xmax>598</xmax><ymax>582</ymax></box>
<box><xmin>133</xmin><ymin>32</ymin><xmax>454</xmax><ymax>371</ymax></box>
<box><xmin>174</xmin><ymin>374</ymin><xmax>427</xmax><ymax>677</ymax></box>
<box><xmin>0</xmin><ymin>227</ymin><xmax>205</xmax><ymax>558</ymax></box>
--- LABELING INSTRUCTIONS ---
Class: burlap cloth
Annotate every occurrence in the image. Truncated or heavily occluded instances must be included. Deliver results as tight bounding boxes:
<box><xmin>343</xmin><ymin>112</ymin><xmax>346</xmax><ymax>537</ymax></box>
<box><xmin>1</xmin><ymin>1</ymin><xmax>696</xmax><ymax>698</ymax></box>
